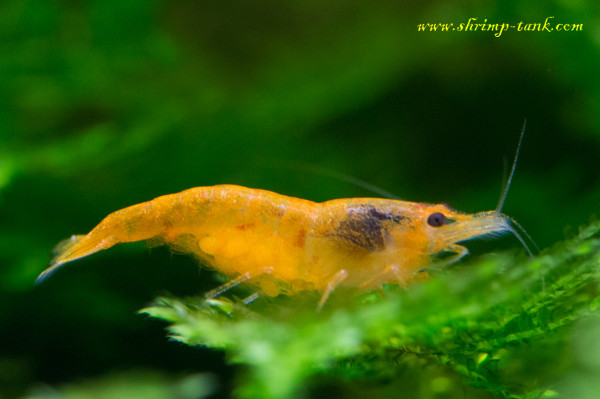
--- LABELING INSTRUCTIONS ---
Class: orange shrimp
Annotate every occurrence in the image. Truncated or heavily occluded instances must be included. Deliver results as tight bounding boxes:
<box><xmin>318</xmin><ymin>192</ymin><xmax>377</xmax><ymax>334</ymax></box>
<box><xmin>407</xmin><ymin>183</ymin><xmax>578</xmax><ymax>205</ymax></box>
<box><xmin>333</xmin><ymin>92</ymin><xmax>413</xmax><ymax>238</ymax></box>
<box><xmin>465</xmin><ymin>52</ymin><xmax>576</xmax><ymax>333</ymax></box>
<box><xmin>38</xmin><ymin>129</ymin><xmax>532</xmax><ymax>310</ymax></box>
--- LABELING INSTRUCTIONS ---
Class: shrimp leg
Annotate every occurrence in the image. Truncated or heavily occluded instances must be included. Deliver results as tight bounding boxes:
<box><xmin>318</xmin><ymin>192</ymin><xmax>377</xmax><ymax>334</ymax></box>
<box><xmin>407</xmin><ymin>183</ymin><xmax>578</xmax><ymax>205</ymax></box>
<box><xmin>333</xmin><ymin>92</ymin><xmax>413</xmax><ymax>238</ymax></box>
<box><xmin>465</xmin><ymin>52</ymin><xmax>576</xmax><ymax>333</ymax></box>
<box><xmin>390</xmin><ymin>264</ymin><xmax>411</xmax><ymax>287</ymax></box>
<box><xmin>317</xmin><ymin>269</ymin><xmax>349</xmax><ymax>311</ymax></box>
<box><xmin>421</xmin><ymin>244</ymin><xmax>469</xmax><ymax>272</ymax></box>
<box><xmin>204</xmin><ymin>267</ymin><xmax>274</xmax><ymax>299</ymax></box>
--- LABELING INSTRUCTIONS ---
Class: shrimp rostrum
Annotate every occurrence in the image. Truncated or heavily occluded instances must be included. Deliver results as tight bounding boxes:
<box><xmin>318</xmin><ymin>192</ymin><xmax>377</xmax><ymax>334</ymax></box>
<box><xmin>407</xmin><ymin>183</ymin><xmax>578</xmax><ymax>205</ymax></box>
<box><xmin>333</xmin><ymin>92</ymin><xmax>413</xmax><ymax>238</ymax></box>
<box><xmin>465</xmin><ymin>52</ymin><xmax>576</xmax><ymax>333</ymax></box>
<box><xmin>38</xmin><ymin>182</ymin><xmax>530</xmax><ymax>309</ymax></box>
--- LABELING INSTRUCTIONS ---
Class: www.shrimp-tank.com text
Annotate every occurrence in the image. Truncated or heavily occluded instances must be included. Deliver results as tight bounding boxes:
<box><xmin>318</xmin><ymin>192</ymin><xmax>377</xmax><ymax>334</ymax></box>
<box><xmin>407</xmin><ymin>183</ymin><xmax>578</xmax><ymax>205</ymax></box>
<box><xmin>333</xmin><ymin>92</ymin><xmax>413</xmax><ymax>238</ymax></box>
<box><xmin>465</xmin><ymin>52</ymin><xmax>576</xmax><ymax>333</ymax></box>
<box><xmin>417</xmin><ymin>17</ymin><xmax>583</xmax><ymax>38</ymax></box>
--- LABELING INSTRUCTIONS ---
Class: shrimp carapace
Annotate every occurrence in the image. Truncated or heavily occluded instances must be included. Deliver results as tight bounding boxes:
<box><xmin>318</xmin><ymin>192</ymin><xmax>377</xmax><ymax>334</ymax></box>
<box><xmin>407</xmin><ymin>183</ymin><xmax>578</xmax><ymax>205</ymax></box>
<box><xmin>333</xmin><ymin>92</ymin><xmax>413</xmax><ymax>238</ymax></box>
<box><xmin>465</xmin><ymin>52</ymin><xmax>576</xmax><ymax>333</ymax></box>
<box><xmin>37</xmin><ymin>184</ymin><xmax>525</xmax><ymax>308</ymax></box>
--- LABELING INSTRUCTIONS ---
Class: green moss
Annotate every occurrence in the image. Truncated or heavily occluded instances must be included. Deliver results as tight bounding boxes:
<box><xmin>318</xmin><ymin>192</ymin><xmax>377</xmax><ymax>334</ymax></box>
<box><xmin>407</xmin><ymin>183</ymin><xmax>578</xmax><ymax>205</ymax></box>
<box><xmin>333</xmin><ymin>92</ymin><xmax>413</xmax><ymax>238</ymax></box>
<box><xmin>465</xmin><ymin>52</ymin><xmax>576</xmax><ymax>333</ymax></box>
<box><xmin>22</xmin><ymin>370</ymin><xmax>215</xmax><ymax>399</ymax></box>
<box><xmin>140</xmin><ymin>221</ymin><xmax>600</xmax><ymax>398</ymax></box>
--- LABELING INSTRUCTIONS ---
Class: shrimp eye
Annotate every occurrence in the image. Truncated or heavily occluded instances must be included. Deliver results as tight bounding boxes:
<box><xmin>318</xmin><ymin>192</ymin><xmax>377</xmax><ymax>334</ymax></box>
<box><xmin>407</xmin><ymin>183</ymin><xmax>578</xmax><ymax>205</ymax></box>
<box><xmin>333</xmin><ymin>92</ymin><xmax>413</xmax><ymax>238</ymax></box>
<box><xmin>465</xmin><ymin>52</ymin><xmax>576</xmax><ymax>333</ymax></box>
<box><xmin>427</xmin><ymin>212</ymin><xmax>446</xmax><ymax>227</ymax></box>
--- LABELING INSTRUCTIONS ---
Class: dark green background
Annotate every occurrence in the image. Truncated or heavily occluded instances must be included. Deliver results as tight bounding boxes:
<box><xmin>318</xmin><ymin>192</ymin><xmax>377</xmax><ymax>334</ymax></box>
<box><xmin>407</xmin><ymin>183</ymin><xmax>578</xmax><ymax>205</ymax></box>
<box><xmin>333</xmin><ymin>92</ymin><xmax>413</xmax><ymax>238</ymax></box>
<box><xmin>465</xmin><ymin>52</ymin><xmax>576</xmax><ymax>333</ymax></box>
<box><xmin>1</xmin><ymin>1</ymin><xmax>598</xmax><ymax>398</ymax></box>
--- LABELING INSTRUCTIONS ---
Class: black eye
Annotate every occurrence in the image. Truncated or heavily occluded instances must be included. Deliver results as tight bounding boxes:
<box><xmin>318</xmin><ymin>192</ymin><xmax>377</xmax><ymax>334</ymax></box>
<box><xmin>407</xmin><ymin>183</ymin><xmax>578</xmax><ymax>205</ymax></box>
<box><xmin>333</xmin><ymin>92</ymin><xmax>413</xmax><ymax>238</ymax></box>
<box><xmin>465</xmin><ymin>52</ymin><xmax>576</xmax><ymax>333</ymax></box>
<box><xmin>427</xmin><ymin>212</ymin><xmax>446</xmax><ymax>227</ymax></box>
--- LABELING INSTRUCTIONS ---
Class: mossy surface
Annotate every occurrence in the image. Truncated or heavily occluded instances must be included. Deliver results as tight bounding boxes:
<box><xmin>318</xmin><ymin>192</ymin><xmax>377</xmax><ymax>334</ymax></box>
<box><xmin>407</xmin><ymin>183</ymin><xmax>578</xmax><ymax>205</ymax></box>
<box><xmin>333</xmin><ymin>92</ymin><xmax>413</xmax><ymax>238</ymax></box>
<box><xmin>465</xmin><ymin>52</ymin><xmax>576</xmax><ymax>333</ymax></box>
<box><xmin>141</xmin><ymin>221</ymin><xmax>600</xmax><ymax>398</ymax></box>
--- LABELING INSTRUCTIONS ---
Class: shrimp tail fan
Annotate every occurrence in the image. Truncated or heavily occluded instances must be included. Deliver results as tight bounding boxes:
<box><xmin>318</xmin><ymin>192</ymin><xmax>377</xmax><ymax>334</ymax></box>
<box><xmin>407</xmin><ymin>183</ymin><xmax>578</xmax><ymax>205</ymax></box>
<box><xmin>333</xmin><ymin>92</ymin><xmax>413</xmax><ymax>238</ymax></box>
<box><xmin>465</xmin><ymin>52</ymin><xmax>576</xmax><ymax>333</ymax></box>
<box><xmin>36</xmin><ymin>235</ymin><xmax>88</xmax><ymax>283</ymax></box>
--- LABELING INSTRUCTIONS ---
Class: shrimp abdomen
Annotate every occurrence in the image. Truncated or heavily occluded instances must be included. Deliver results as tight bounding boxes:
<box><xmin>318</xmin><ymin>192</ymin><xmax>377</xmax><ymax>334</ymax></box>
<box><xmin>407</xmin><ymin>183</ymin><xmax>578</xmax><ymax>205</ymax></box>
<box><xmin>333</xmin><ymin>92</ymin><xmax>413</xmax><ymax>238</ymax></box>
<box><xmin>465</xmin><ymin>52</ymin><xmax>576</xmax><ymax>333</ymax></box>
<box><xmin>37</xmin><ymin>185</ymin><xmax>317</xmax><ymax>285</ymax></box>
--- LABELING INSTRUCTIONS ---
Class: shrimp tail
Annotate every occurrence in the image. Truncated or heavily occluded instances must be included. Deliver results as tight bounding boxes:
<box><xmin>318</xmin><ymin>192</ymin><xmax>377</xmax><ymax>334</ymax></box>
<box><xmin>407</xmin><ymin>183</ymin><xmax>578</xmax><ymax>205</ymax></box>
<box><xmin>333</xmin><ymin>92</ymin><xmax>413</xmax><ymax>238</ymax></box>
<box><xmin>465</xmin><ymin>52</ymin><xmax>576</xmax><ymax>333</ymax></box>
<box><xmin>36</xmin><ymin>199</ymin><xmax>162</xmax><ymax>283</ymax></box>
<box><xmin>53</xmin><ymin>235</ymin><xmax>87</xmax><ymax>261</ymax></box>
<box><xmin>36</xmin><ymin>232</ymin><xmax>119</xmax><ymax>283</ymax></box>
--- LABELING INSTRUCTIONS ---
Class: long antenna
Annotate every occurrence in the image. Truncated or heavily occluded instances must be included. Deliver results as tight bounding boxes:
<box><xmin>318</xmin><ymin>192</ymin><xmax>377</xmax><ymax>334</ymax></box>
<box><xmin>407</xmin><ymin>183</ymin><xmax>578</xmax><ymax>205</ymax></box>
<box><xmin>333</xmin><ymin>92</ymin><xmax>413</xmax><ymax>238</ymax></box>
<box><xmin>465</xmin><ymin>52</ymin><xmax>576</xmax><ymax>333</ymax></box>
<box><xmin>275</xmin><ymin>160</ymin><xmax>401</xmax><ymax>200</ymax></box>
<box><xmin>496</xmin><ymin>119</ymin><xmax>526</xmax><ymax>213</ymax></box>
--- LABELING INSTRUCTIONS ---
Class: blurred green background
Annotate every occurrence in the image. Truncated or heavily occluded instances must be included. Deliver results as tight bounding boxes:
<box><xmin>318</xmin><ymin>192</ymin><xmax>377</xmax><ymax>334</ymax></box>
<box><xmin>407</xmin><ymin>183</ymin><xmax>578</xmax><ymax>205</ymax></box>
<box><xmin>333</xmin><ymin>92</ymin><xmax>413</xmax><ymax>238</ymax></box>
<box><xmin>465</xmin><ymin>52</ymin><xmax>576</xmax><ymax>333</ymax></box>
<box><xmin>1</xmin><ymin>1</ymin><xmax>599</xmax><ymax>398</ymax></box>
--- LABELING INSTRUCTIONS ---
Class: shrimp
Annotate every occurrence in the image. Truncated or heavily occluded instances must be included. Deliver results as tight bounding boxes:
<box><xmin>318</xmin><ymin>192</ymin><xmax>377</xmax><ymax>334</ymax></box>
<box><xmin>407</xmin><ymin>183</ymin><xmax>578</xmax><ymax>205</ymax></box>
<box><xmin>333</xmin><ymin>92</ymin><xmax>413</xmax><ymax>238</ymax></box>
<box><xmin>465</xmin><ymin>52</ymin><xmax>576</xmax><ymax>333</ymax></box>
<box><xmin>37</xmin><ymin>129</ymin><xmax>532</xmax><ymax>310</ymax></box>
